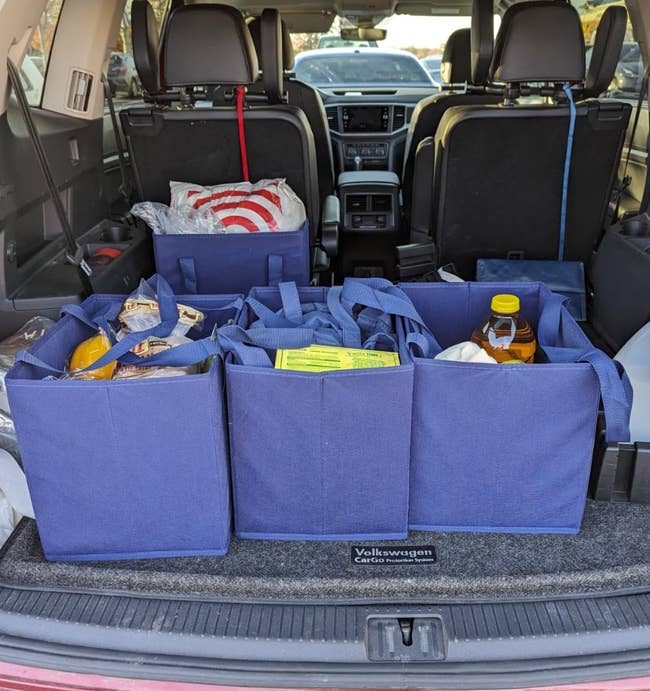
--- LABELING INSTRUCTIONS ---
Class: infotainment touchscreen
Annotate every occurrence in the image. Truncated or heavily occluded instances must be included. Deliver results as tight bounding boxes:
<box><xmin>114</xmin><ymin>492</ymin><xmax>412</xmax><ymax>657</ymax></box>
<box><xmin>342</xmin><ymin>106</ymin><xmax>389</xmax><ymax>132</ymax></box>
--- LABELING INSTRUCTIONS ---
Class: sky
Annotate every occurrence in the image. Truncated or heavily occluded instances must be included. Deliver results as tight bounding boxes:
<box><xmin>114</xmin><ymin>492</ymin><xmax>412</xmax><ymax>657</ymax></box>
<box><xmin>378</xmin><ymin>14</ymin><xmax>473</xmax><ymax>51</ymax></box>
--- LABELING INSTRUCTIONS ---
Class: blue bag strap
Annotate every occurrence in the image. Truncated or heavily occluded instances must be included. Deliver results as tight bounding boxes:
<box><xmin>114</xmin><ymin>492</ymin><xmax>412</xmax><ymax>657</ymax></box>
<box><xmin>326</xmin><ymin>286</ymin><xmax>362</xmax><ymax>348</ymax></box>
<box><xmin>268</xmin><ymin>254</ymin><xmax>283</xmax><ymax>287</ymax></box>
<box><xmin>178</xmin><ymin>257</ymin><xmax>198</xmax><ymax>294</ymax></box>
<box><xmin>278</xmin><ymin>282</ymin><xmax>304</xmax><ymax>324</ymax></box>
<box><xmin>559</xmin><ymin>84</ymin><xmax>576</xmax><ymax>261</ymax></box>
<box><xmin>246</xmin><ymin>297</ymin><xmax>296</xmax><ymax>328</ymax></box>
<box><xmin>60</xmin><ymin>302</ymin><xmax>121</xmax><ymax>337</ymax></box>
<box><xmin>23</xmin><ymin>274</ymin><xmax>185</xmax><ymax>374</ymax></box>
<box><xmin>217</xmin><ymin>324</ymin><xmax>316</xmax><ymax>367</ymax></box>
<box><xmin>341</xmin><ymin>279</ymin><xmax>441</xmax><ymax>357</ymax></box>
<box><xmin>15</xmin><ymin>336</ymin><xmax>221</xmax><ymax>374</ymax></box>
<box><xmin>537</xmin><ymin>289</ymin><xmax>632</xmax><ymax>442</ymax></box>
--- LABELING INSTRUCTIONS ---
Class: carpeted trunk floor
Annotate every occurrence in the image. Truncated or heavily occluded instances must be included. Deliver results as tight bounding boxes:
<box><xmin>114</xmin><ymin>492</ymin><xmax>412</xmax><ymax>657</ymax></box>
<box><xmin>1</xmin><ymin>500</ymin><xmax>649</xmax><ymax>602</ymax></box>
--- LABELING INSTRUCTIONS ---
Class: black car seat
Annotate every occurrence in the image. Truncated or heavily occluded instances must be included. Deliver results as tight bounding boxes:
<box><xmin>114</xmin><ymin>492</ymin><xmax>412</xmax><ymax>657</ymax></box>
<box><xmin>122</xmin><ymin>4</ymin><xmax>320</xmax><ymax>246</ymax></box>
<box><xmin>402</xmin><ymin>0</ymin><xmax>501</xmax><ymax>236</ymax></box>
<box><xmin>583</xmin><ymin>5</ymin><xmax>628</xmax><ymax>99</ymax></box>
<box><xmin>248</xmin><ymin>14</ymin><xmax>335</xmax><ymax>204</ymax></box>
<box><xmin>428</xmin><ymin>0</ymin><xmax>631</xmax><ymax>278</ymax></box>
<box><xmin>130</xmin><ymin>0</ymin><xmax>161</xmax><ymax>97</ymax></box>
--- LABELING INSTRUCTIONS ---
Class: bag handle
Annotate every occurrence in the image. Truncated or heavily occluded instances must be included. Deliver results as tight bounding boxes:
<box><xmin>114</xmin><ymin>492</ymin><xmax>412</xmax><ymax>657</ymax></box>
<box><xmin>343</xmin><ymin>279</ymin><xmax>441</xmax><ymax>358</ymax></box>
<box><xmin>216</xmin><ymin>324</ymin><xmax>316</xmax><ymax>366</ymax></box>
<box><xmin>537</xmin><ymin>290</ymin><xmax>632</xmax><ymax>442</ymax></box>
<box><xmin>17</xmin><ymin>275</ymin><xmax>226</xmax><ymax>375</ymax></box>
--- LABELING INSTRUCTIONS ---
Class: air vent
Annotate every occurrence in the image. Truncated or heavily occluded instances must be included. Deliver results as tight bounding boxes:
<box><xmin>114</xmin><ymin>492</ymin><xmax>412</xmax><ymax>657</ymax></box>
<box><xmin>66</xmin><ymin>69</ymin><xmax>94</xmax><ymax>113</ymax></box>
<box><xmin>325</xmin><ymin>106</ymin><xmax>339</xmax><ymax>131</ymax></box>
<box><xmin>392</xmin><ymin>105</ymin><xmax>407</xmax><ymax>131</ymax></box>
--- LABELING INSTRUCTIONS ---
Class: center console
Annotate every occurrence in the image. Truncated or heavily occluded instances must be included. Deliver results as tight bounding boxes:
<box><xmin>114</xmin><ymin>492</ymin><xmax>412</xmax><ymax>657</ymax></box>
<box><xmin>326</xmin><ymin>104</ymin><xmax>412</xmax><ymax>172</ymax></box>
<box><xmin>337</xmin><ymin>171</ymin><xmax>402</xmax><ymax>279</ymax></box>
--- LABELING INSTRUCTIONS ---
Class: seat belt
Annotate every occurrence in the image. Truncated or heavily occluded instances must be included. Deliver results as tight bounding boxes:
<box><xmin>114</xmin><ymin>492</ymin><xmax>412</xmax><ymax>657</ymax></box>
<box><xmin>559</xmin><ymin>84</ymin><xmax>577</xmax><ymax>260</ymax></box>
<box><xmin>101</xmin><ymin>74</ymin><xmax>133</xmax><ymax>205</ymax></box>
<box><xmin>6</xmin><ymin>58</ymin><xmax>93</xmax><ymax>296</ymax></box>
<box><xmin>235</xmin><ymin>86</ymin><xmax>250</xmax><ymax>182</ymax></box>
<box><xmin>613</xmin><ymin>62</ymin><xmax>650</xmax><ymax>219</ymax></box>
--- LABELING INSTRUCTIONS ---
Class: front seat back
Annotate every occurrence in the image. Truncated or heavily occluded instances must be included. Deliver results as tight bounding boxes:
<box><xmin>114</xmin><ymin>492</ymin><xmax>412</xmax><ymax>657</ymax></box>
<box><xmin>122</xmin><ymin>4</ymin><xmax>320</xmax><ymax>240</ymax></box>
<box><xmin>431</xmin><ymin>0</ymin><xmax>631</xmax><ymax>277</ymax></box>
<box><xmin>402</xmin><ymin>0</ymin><xmax>501</xmax><ymax>220</ymax></box>
<box><xmin>249</xmin><ymin>14</ymin><xmax>335</xmax><ymax>202</ymax></box>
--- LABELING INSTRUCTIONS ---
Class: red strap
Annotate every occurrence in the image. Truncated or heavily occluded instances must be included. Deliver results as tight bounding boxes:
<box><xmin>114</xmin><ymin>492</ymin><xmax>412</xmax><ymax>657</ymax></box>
<box><xmin>235</xmin><ymin>86</ymin><xmax>249</xmax><ymax>182</ymax></box>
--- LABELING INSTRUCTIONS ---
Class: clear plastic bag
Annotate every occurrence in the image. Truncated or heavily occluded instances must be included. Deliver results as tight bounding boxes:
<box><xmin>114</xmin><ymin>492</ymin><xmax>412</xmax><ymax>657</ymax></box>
<box><xmin>130</xmin><ymin>201</ymin><xmax>225</xmax><ymax>235</ymax></box>
<box><xmin>118</xmin><ymin>279</ymin><xmax>204</xmax><ymax>338</ymax></box>
<box><xmin>0</xmin><ymin>317</ymin><xmax>55</xmax><ymax>413</ymax></box>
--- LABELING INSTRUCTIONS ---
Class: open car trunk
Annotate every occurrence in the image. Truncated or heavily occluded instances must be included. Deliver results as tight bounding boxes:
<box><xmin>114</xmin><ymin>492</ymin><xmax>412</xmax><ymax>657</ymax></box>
<box><xmin>2</xmin><ymin>499</ymin><xmax>650</xmax><ymax>602</ymax></box>
<box><xmin>1</xmin><ymin>502</ymin><xmax>650</xmax><ymax>688</ymax></box>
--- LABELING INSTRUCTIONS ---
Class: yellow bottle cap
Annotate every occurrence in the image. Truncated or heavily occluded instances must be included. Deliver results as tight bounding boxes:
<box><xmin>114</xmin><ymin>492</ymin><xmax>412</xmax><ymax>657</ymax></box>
<box><xmin>491</xmin><ymin>294</ymin><xmax>520</xmax><ymax>314</ymax></box>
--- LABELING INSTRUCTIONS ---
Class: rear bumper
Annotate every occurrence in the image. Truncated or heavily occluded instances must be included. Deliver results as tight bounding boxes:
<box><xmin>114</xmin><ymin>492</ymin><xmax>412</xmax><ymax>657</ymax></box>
<box><xmin>0</xmin><ymin>659</ymin><xmax>649</xmax><ymax>691</ymax></box>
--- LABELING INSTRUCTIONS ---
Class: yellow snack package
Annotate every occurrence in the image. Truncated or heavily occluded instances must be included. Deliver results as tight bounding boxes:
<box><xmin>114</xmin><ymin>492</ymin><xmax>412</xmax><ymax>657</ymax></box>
<box><xmin>275</xmin><ymin>344</ymin><xmax>400</xmax><ymax>372</ymax></box>
<box><xmin>68</xmin><ymin>330</ymin><xmax>116</xmax><ymax>380</ymax></box>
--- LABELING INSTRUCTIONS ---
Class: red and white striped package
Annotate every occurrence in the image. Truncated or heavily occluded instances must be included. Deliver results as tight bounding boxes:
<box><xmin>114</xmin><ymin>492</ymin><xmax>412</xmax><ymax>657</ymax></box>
<box><xmin>170</xmin><ymin>179</ymin><xmax>306</xmax><ymax>234</ymax></box>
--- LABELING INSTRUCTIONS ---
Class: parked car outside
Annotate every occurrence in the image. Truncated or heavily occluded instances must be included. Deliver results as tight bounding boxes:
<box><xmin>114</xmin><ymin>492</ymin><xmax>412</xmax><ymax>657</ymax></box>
<box><xmin>420</xmin><ymin>54</ymin><xmax>442</xmax><ymax>87</ymax></box>
<box><xmin>107</xmin><ymin>52</ymin><xmax>141</xmax><ymax>98</ymax></box>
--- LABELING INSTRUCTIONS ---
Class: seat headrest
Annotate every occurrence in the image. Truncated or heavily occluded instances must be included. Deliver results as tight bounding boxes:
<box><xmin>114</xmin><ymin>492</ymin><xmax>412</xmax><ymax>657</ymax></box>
<box><xmin>249</xmin><ymin>15</ymin><xmax>295</xmax><ymax>71</ymax></box>
<box><xmin>491</xmin><ymin>1</ymin><xmax>585</xmax><ymax>84</ymax></box>
<box><xmin>441</xmin><ymin>29</ymin><xmax>471</xmax><ymax>84</ymax></box>
<box><xmin>471</xmin><ymin>0</ymin><xmax>494</xmax><ymax>85</ymax></box>
<box><xmin>161</xmin><ymin>4</ymin><xmax>258</xmax><ymax>87</ymax></box>
<box><xmin>258</xmin><ymin>9</ymin><xmax>283</xmax><ymax>103</ymax></box>
<box><xmin>131</xmin><ymin>0</ymin><xmax>160</xmax><ymax>95</ymax></box>
<box><xmin>585</xmin><ymin>5</ymin><xmax>627</xmax><ymax>98</ymax></box>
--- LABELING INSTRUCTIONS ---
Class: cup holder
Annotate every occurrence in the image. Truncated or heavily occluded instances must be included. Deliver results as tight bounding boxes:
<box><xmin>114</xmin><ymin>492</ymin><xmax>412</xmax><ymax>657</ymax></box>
<box><xmin>620</xmin><ymin>213</ymin><xmax>650</xmax><ymax>238</ymax></box>
<box><xmin>102</xmin><ymin>225</ymin><xmax>131</xmax><ymax>243</ymax></box>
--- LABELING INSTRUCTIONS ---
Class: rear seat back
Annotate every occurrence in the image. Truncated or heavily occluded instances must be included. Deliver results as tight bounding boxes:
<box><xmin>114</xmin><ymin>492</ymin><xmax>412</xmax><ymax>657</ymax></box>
<box><xmin>248</xmin><ymin>13</ymin><xmax>335</xmax><ymax>202</ymax></box>
<box><xmin>402</xmin><ymin>0</ymin><xmax>501</xmax><ymax>228</ymax></box>
<box><xmin>122</xmin><ymin>3</ymin><xmax>320</xmax><ymax>239</ymax></box>
<box><xmin>431</xmin><ymin>0</ymin><xmax>631</xmax><ymax>277</ymax></box>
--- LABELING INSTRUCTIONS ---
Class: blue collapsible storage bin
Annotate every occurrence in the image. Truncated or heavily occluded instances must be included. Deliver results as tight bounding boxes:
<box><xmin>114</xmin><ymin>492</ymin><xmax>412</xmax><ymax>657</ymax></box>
<box><xmin>6</xmin><ymin>283</ymin><xmax>241</xmax><ymax>561</ymax></box>
<box><xmin>400</xmin><ymin>282</ymin><xmax>632</xmax><ymax>535</ymax></box>
<box><xmin>225</xmin><ymin>282</ymin><xmax>416</xmax><ymax>541</ymax></box>
<box><xmin>153</xmin><ymin>221</ymin><xmax>310</xmax><ymax>294</ymax></box>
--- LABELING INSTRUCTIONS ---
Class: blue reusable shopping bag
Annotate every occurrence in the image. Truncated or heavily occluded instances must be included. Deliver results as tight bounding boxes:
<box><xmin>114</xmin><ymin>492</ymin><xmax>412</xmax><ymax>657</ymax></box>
<box><xmin>6</xmin><ymin>276</ymin><xmax>242</xmax><ymax>561</ymax></box>
<box><xmin>153</xmin><ymin>220</ymin><xmax>310</xmax><ymax>294</ymax></box>
<box><xmin>221</xmin><ymin>279</ymin><xmax>429</xmax><ymax>541</ymax></box>
<box><xmin>400</xmin><ymin>281</ymin><xmax>632</xmax><ymax>535</ymax></box>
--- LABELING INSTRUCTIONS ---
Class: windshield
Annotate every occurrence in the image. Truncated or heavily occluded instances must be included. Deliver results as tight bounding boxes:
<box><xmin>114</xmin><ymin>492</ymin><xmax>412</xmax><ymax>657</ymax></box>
<box><xmin>294</xmin><ymin>52</ymin><xmax>432</xmax><ymax>86</ymax></box>
<box><xmin>290</xmin><ymin>14</ymin><xmax>496</xmax><ymax>88</ymax></box>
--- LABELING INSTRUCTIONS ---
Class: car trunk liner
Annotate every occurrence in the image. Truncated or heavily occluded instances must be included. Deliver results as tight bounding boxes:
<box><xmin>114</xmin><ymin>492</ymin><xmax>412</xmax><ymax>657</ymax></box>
<box><xmin>1</xmin><ymin>500</ymin><xmax>649</xmax><ymax>602</ymax></box>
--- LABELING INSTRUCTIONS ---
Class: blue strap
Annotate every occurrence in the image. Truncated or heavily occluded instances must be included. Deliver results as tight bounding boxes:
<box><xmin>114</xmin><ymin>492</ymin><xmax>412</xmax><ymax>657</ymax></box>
<box><xmin>342</xmin><ymin>279</ymin><xmax>441</xmax><ymax>358</ymax></box>
<box><xmin>217</xmin><ymin>324</ymin><xmax>316</xmax><ymax>366</ymax></box>
<box><xmin>559</xmin><ymin>84</ymin><xmax>576</xmax><ymax>261</ymax></box>
<box><xmin>326</xmin><ymin>286</ymin><xmax>362</xmax><ymax>348</ymax></box>
<box><xmin>20</xmin><ymin>274</ymin><xmax>218</xmax><ymax>375</ymax></box>
<box><xmin>278</xmin><ymin>282</ymin><xmax>304</xmax><ymax>325</ymax></box>
<box><xmin>178</xmin><ymin>257</ymin><xmax>198</xmax><ymax>294</ymax></box>
<box><xmin>268</xmin><ymin>254</ymin><xmax>284</xmax><ymax>286</ymax></box>
<box><xmin>537</xmin><ymin>290</ymin><xmax>632</xmax><ymax>442</ymax></box>
<box><xmin>17</xmin><ymin>336</ymin><xmax>221</xmax><ymax>374</ymax></box>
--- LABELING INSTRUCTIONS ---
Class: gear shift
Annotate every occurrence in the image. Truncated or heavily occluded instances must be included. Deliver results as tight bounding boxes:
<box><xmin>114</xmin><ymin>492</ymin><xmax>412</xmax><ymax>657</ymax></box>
<box><xmin>354</xmin><ymin>155</ymin><xmax>363</xmax><ymax>171</ymax></box>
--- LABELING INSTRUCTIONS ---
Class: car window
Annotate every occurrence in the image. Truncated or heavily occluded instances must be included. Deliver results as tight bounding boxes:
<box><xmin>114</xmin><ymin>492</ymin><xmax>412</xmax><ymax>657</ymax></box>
<box><xmin>20</xmin><ymin>0</ymin><xmax>64</xmax><ymax>107</ymax></box>
<box><xmin>575</xmin><ymin>0</ymin><xmax>644</xmax><ymax>100</ymax></box>
<box><xmin>291</xmin><ymin>14</ymin><xmax>499</xmax><ymax>89</ymax></box>
<box><xmin>107</xmin><ymin>0</ymin><xmax>167</xmax><ymax>110</ymax></box>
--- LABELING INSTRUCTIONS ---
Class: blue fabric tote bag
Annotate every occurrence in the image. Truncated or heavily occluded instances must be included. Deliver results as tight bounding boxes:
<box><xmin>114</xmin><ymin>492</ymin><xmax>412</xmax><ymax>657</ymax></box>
<box><xmin>221</xmin><ymin>279</ymin><xmax>428</xmax><ymax>541</ymax></box>
<box><xmin>6</xmin><ymin>276</ymin><xmax>241</xmax><ymax>561</ymax></box>
<box><xmin>400</xmin><ymin>281</ymin><xmax>632</xmax><ymax>534</ymax></box>
<box><xmin>153</xmin><ymin>221</ymin><xmax>310</xmax><ymax>294</ymax></box>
